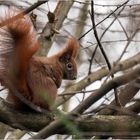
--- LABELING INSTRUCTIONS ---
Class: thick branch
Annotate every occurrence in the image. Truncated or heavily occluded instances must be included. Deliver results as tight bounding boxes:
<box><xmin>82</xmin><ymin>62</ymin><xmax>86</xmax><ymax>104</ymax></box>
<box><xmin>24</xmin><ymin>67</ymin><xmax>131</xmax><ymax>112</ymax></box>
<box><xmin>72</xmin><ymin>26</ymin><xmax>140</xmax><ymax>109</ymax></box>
<box><xmin>0</xmin><ymin>98</ymin><xmax>52</xmax><ymax>132</ymax></box>
<box><xmin>31</xmin><ymin>115</ymin><xmax>140</xmax><ymax>139</ymax></box>
<box><xmin>75</xmin><ymin>115</ymin><xmax>140</xmax><ymax>137</ymax></box>
<box><xmin>0</xmin><ymin>98</ymin><xmax>140</xmax><ymax>138</ymax></box>
<box><xmin>98</xmin><ymin>81</ymin><xmax>139</xmax><ymax>115</ymax></box>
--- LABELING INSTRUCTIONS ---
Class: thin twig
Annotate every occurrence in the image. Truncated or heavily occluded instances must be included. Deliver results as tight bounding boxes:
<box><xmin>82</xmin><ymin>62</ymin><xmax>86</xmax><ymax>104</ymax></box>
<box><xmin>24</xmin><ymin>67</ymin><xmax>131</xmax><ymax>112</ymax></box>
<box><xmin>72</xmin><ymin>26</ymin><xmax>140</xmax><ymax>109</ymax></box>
<box><xmin>78</xmin><ymin>0</ymin><xmax>129</xmax><ymax>40</ymax></box>
<box><xmin>88</xmin><ymin>4</ymin><xmax>126</xmax><ymax>75</ymax></box>
<box><xmin>59</xmin><ymin>89</ymin><xmax>97</xmax><ymax>96</ymax></box>
<box><xmin>117</xmin><ymin>28</ymin><xmax>140</xmax><ymax>62</ymax></box>
<box><xmin>0</xmin><ymin>0</ymin><xmax>48</xmax><ymax>28</ymax></box>
<box><xmin>113</xmin><ymin>13</ymin><xmax>129</xmax><ymax>40</ymax></box>
<box><xmin>74</xmin><ymin>0</ymin><xmax>140</xmax><ymax>7</ymax></box>
<box><xmin>90</xmin><ymin>1</ymin><xmax>111</xmax><ymax>71</ymax></box>
<box><xmin>86</xmin><ymin>39</ymin><xmax>140</xmax><ymax>47</ymax></box>
<box><xmin>90</xmin><ymin>0</ymin><xmax>121</xmax><ymax>106</ymax></box>
<box><xmin>104</xmin><ymin>21</ymin><xmax>140</xmax><ymax>84</ymax></box>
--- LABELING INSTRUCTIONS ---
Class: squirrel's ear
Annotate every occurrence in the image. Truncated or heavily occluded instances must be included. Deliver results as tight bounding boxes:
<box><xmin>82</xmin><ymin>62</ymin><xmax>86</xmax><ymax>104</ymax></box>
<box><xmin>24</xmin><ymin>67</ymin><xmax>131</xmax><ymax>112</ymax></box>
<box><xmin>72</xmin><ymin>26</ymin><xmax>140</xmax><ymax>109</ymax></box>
<box><xmin>59</xmin><ymin>38</ymin><xmax>80</xmax><ymax>62</ymax></box>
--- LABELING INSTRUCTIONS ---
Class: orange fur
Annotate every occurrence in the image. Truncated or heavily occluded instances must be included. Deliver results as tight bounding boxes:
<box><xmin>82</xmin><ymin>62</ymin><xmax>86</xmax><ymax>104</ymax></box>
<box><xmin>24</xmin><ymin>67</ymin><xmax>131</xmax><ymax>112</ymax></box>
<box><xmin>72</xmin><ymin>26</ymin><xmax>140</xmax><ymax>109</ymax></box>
<box><xmin>0</xmin><ymin>8</ymin><xmax>80</xmax><ymax>111</ymax></box>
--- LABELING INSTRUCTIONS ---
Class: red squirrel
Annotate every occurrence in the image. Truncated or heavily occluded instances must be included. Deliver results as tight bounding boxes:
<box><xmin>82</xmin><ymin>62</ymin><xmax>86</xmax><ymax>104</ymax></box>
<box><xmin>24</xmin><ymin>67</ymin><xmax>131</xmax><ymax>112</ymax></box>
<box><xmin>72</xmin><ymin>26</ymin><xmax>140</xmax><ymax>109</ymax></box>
<box><xmin>0</xmin><ymin>8</ymin><xmax>80</xmax><ymax>112</ymax></box>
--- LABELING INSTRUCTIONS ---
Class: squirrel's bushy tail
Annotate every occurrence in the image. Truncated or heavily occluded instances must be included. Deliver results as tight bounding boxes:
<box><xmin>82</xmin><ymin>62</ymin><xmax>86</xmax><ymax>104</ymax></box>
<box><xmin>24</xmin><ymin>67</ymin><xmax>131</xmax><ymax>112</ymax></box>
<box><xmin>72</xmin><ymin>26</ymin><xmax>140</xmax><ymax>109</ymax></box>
<box><xmin>0</xmin><ymin>7</ymin><xmax>40</xmax><ymax>93</ymax></box>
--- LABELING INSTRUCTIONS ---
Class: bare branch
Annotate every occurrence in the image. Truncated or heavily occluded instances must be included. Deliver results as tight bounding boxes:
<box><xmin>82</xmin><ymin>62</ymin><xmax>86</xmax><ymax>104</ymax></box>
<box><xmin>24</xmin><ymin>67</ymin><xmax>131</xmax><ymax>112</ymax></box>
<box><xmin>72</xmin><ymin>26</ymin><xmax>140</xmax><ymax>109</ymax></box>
<box><xmin>0</xmin><ymin>0</ymin><xmax>48</xmax><ymax>28</ymax></box>
<box><xmin>78</xmin><ymin>0</ymin><xmax>129</xmax><ymax>40</ymax></box>
<box><xmin>71</xmin><ymin>66</ymin><xmax>140</xmax><ymax>114</ymax></box>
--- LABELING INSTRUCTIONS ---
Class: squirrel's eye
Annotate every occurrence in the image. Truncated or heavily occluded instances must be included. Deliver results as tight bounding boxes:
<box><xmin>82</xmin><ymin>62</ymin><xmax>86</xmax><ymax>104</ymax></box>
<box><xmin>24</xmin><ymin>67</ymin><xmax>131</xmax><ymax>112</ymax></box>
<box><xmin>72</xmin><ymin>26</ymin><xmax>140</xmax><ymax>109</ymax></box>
<box><xmin>66</xmin><ymin>63</ymin><xmax>73</xmax><ymax>70</ymax></box>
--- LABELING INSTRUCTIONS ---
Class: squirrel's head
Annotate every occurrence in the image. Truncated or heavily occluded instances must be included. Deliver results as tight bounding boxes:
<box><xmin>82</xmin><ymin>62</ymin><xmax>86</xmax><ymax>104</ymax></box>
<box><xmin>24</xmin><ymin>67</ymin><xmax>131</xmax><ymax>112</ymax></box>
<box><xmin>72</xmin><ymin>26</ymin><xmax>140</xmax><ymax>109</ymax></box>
<box><xmin>58</xmin><ymin>38</ymin><xmax>80</xmax><ymax>80</ymax></box>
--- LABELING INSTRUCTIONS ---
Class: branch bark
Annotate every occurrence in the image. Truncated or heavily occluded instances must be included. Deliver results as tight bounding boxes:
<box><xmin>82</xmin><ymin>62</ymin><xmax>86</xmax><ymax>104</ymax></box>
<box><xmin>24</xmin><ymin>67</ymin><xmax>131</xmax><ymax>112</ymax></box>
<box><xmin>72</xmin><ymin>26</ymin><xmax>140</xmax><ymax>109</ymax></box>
<box><xmin>98</xmin><ymin>81</ymin><xmax>139</xmax><ymax>115</ymax></box>
<box><xmin>0</xmin><ymin>97</ymin><xmax>140</xmax><ymax>139</ymax></box>
<box><xmin>31</xmin><ymin>115</ymin><xmax>140</xmax><ymax>139</ymax></box>
<box><xmin>0</xmin><ymin>98</ymin><xmax>52</xmax><ymax>132</ymax></box>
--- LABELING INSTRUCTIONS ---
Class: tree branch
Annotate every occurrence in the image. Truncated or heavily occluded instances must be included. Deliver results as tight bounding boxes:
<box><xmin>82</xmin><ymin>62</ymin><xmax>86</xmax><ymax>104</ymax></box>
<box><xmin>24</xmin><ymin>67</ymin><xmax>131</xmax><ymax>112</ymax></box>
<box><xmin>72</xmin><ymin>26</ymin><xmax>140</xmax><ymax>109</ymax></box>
<box><xmin>0</xmin><ymin>98</ymin><xmax>52</xmax><ymax>132</ymax></box>
<box><xmin>31</xmin><ymin>115</ymin><xmax>140</xmax><ymax>139</ymax></box>
<box><xmin>71</xmin><ymin>66</ymin><xmax>140</xmax><ymax>114</ymax></box>
<box><xmin>0</xmin><ymin>0</ymin><xmax>48</xmax><ymax>28</ymax></box>
<box><xmin>0</xmin><ymin>97</ymin><xmax>140</xmax><ymax>139</ymax></box>
<box><xmin>98</xmin><ymin>81</ymin><xmax>139</xmax><ymax>115</ymax></box>
<box><xmin>78</xmin><ymin>0</ymin><xmax>129</xmax><ymax>40</ymax></box>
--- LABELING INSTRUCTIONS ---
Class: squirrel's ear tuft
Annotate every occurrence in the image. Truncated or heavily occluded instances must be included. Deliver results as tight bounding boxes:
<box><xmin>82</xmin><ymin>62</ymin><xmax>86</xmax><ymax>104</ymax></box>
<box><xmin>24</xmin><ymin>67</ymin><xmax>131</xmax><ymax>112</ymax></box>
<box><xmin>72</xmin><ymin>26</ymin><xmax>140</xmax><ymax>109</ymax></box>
<box><xmin>66</xmin><ymin>38</ymin><xmax>80</xmax><ymax>58</ymax></box>
<box><xmin>59</xmin><ymin>38</ymin><xmax>80</xmax><ymax>62</ymax></box>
